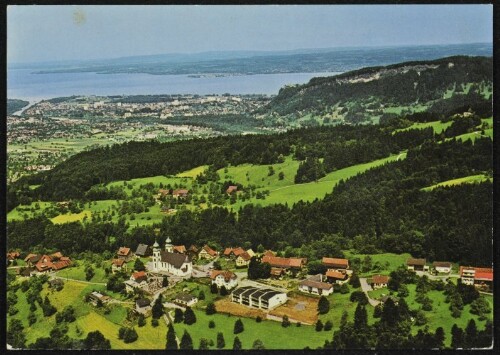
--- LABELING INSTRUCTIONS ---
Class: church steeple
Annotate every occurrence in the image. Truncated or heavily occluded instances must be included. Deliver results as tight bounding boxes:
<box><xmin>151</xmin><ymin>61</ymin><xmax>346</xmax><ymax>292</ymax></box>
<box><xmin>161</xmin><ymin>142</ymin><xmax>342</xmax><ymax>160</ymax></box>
<box><xmin>165</xmin><ymin>236</ymin><xmax>173</xmax><ymax>253</ymax></box>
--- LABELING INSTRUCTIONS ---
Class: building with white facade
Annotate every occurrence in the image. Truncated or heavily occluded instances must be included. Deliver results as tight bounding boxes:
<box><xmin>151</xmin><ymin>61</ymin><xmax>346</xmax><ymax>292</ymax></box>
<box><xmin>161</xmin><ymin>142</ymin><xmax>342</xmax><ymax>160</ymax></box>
<box><xmin>210</xmin><ymin>270</ymin><xmax>238</xmax><ymax>290</ymax></box>
<box><xmin>151</xmin><ymin>237</ymin><xmax>193</xmax><ymax>277</ymax></box>
<box><xmin>231</xmin><ymin>286</ymin><xmax>287</xmax><ymax>310</ymax></box>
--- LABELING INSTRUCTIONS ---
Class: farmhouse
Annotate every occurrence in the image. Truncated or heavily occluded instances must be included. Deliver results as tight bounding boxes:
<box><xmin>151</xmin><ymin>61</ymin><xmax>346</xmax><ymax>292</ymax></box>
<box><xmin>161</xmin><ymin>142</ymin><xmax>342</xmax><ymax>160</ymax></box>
<box><xmin>325</xmin><ymin>269</ymin><xmax>348</xmax><ymax>284</ymax></box>
<box><xmin>172</xmin><ymin>189</ymin><xmax>189</xmax><ymax>198</ymax></box>
<box><xmin>322</xmin><ymin>257</ymin><xmax>349</xmax><ymax>270</ymax></box>
<box><xmin>371</xmin><ymin>275</ymin><xmax>389</xmax><ymax>289</ymax></box>
<box><xmin>210</xmin><ymin>270</ymin><xmax>238</xmax><ymax>290</ymax></box>
<box><xmin>261</xmin><ymin>255</ymin><xmax>307</xmax><ymax>273</ymax></box>
<box><xmin>151</xmin><ymin>238</ymin><xmax>193</xmax><ymax>277</ymax></box>
<box><xmin>174</xmin><ymin>293</ymin><xmax>198</xmax><ymax>307</ymax></box>
<box><xmin>406</xmin><ymin>258</ymin><xmax>429</xmax><ymax>272</ymax></box>
<box><xmin>117</xmin><ymin>247</ymin><xmax>133</xmax><ymax>261</ymax></box>
<box><xmin>270</xmin><ymin>267</ymin><xmax>285</xmax><ymax>279</ymax></box>
<box><xmin>34</xmin><ymin>254</ymin><xmax>72</xmax><ymax>273</ymax></box>
<box><xmin>135</xmin><ymin>298</ymin><xmax>152</xmax><ymax>314</ymax></box>
<box><xmin>460</xmin><ymin>266</ymin><xmax>493</xmax><ymax>290</ymax></box>
<box><xmin>223</xmin><ymin>247</ymin><xmax>245</xmax><ymax>258</ymax></box>
<box><xmin>236</xmin><ymin>251</ymin><xmax>252</xmax><ymax>268</ymax></box>
<box><xmin>112</xmin><ymin>259</ymin><xmax>126</xmax><ymax>273</ymax></box>
<box><xmin>135</xmin><ymin>244</ymin><xmax>152</xmax><ymax>257</ymax></box>
<box><xmin>7</xmin><ymin>251</ymin><xmax>20</xmax><ymax>262</ymax></box>
<box><xmin>124</xmin><ymin>271</ymin><xmax>148</xmax><ymax>292</ymax></box>
<box><xmin>24</xmin><ymin>253</ymin><xmax>42</xmax><ymax>267</ymax></box>
<box><xmin>231</xmin><ymin>286</ymin><xmax>288</xmax><ymax>310</ymax></box>
<box><xmin>87</xmin><ymin>291</ymin><xmax>110</xmax><ymax>306</ymax></box>
<box><xmin>432</xmin><ymin>261</ymin><xmax>452</xmax><ymax>274</ymax></box>
<box><xmin>198</xmin><ymin>245</ymin><xmax>218</xmax><ymax>260</ymax></box>
<box><xmin>298</xmin><ymin>274</ymin><xmax>334</xmax><ymax>296</ymax></box>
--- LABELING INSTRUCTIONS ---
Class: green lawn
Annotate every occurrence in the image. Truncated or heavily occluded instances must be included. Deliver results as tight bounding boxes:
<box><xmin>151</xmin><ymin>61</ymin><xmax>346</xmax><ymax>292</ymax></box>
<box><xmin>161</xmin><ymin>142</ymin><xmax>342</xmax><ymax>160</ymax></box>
<box><xmin>343</xmin><ymin>251</ymin><xmax>412</xmax><ymax>277</ymax></box>
<box><xmin>172</xmin><ymin>309</ymin><xmax>330</xmax><ymax>350</ymax></box>
<box><xmin>56</xmin><ymin>264</ymin><xmax>108</xmax><ymax>283</ymax></box>
<box><xmin>422</xmin><ymin>174</ymin><xmax>492</xmax><ymax>191</ymax></box>
<box><xmin>393</xmin><ymin>120</ymin><xmax>452</xmax><ymax>135</ymax></box>
<box><xmin>51</xmin><ymin>211</ymin><xmax>92</xmax><ymax>224</ymax></box>
<box><xmin>452</xmin><ymin>129</ymin><xmax>493</xmax><ymax>143</ymax></box>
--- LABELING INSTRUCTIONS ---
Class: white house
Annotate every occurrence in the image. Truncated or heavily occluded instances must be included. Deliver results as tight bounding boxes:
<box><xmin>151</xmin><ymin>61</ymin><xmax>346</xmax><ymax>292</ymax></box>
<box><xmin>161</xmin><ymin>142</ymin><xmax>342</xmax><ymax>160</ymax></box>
<box><xmin>236</xmin><ymin>252</ymin><xmax>252</xmax><ymax>268</ymax></box>
<box><xmin>298</xmin><ymin>274</ymin><xmax>334</xmax><ymax>296</ymax></box>
<box><xmin>433</xmin><ymin>261</ymin><xmax>452</xmax><ymax>274</ymax></box>
<box><xmin>371</xmin><ymin>275</ymin><xmax>389</xmax><ymax>289</ymax></box>
<box><xmin>135</xmin><ymin>298</ymin><xmax>151</xmax><ymax>314</ymax></box>
<box><xmin>210</xmin><ymin>270</ymin><xmax>238</xmax><ymax>290</ymax></box>
<box><xmin>174</xmin><ymin>293</ymin><xmax>198</xmax><ymax>307</ymax></box>
<box><xmin>151</xmin><ymin>238</ymin><xmax>193</xmax><ymax>277</ymax></box>
<box><xmin>231</xmin><ymin>286</ymin><xmax>287</xmax><ymax>310</ymax></box>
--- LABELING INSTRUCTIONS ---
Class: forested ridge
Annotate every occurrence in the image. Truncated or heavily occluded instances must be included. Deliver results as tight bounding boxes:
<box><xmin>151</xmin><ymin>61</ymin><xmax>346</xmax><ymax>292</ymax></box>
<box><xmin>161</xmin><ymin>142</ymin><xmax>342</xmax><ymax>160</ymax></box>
<box><xmin>262</xmin><ymin>56</ymin><xmax>492</xmax><ymax>118</ymax></box>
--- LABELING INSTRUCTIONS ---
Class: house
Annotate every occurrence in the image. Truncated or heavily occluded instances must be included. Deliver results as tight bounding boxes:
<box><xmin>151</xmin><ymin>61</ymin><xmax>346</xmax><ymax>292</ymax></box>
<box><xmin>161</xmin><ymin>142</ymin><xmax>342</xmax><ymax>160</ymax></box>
<box><xmin>24</xmin><ymin>254</ymin><xmax>41</xmax><ymax>267</ymax></box>
<box><xmin>371</xmin><ymin>275</ymin><xmax>389</xmax><ymax>289</ymax></box>
<box><xmin>236</xmin><ymin>252</ymin><xmax>252</xmax><ymax>268</ymax></box>
<box><xmin>117</xmin><ymin>247</ymin><xmax>133</xmax><ymax>261</ymax></box>
<box><xmin>151</xmin><ymin>238</ymin><xmax>193</xmax><ymax>277</ymax></box>
<box><xmin>135</xmin><ymin>298</ymin><xmax>152</xmax><ymax>314</ymax></box>
<box><xmin>17</xmin><ymin>267</ymin><xmax>35</xmax><ymax>277</ymax></box>
<box><xmin>325</xmin><ymin>269</ymin><xmax>348</xmax><ymax>284</ymax></box>
<box><xmin>460</xmin><ymin>266</ymin><xmax>493</xmax><ymax>290</ymax></box>
<box><xmin>433</xmin><ymin>261</ymin><xmax>452</xmax><ymax>274</ymax></box>
<box><xmin>261</xmin><ymin>255</ymin><xmax>307</xmax><ymax>273</ymax></box>
<box><xmin>172</xmin><ymin>189</ymin><xmax>189</xmax><ymax>198</ymax></box>
<box><xmin>125</xmin><ymin>271</ymin><xmax>149</xmax><ymax>293</ymax></box>
<box><xmin>210</xmin><ymin>270</ymin><xmax>238</xmax><ymax>290</ymax></box>
<box><xmin>270</xmin><ymin>267</ymin><xmax>286</xmax><ymax>279</ymax></box>
<box><xmin>158</xmin><ymin>189</ymin><xmax>170</xmax><ymax>197</ymax></box>
<box><xmin>231</xmin><ymin>286</ymin><xmax>287</xmax><ymax>310</ymax></box>
<box><xmin>298</xmin><ymin>274</ymin><xmax>334</xmax><ymax>296</ymax></box>
<box><xmin>173</xmin><ymin>245</ymin><xmax>187</xmax><ymax>254</ymax></box>
<box><xmin>174</xmin><ymin>293</ymin><xmax>198</xmax><ymax>307</ymax></box>
<box><xmin>246</xmin><ymin>249</ymin><xmax>256</xmax><ymax>258</ymax></box>
<box><xmin>87</xmin><ymin>291</ymin><xmax>110</xmax><ymax>306</ymax></box>
<box><xmin>223</xmin><ymin>247</ymin><xmax>245</xmax><ymax>258</ymax></box>
<box><xmin>262</xmin><ymin>250</ymin><xmax>276</xmax><ymax>257</ymax></box>
<box><xmin>135</xmin><ymin>244</ymin><xmax>152</xmax><ymax>257</ymax></box>
<box><xmin>407</xmin><ymin>258</ymin><xmax>429</xmax><ymax>272</ymax></box>
<box><xmin>322</xmin><ymin>257</ymin><xmax>349</xmax><ymax>270</ymax></box>
<box><xmin>112</xmin><ymin>259</ymin><xmax>126</xmax><ymax>273</ymax></box>
<box><xmin>7</xmin><ymin>251</ymin><xmax>20</xmax><ymax>262</ymax></box>
<box><xmin>34</xmin><ymin>254</ymin><xmax>72</xmax><ymax>273</ymax></box>
<box><xmin>226</xmin><ymin>185</ymin><xmax>238</xmax><ymax>194</ymax></box>
<box><xmin>198</xmin><ymin>245</ymin><xmax>218</xmax><ymax>260</ymax></box>
<box><xmin>187</xmin><ymin>245</ymin><xmax>199</xmax><ymax>260</ymax></box>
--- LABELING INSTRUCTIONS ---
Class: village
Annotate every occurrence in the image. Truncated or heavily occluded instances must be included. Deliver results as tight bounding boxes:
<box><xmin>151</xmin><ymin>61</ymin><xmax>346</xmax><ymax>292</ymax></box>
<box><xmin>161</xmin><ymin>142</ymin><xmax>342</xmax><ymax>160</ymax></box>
<box><xmin>7</xmin><ymin>233</ymin><xmax>493</xmax><ymax>339</ymax></box>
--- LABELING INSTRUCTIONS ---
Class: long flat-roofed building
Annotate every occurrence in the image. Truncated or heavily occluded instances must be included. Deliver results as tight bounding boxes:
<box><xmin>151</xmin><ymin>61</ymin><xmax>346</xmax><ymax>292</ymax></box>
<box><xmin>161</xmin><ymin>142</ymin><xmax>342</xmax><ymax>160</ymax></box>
<box><xmin>231</xmin><ymin>286</ymin><xmax>287</xmax><ymax>310</ymax></box>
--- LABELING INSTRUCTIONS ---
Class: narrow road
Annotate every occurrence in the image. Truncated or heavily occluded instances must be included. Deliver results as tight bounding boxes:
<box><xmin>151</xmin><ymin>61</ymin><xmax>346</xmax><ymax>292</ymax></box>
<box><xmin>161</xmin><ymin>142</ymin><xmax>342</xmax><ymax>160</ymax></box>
<box><xmin>359</xmin><ymin>277</ymin><xmax>380</xmax><ymax>307</ymax></box>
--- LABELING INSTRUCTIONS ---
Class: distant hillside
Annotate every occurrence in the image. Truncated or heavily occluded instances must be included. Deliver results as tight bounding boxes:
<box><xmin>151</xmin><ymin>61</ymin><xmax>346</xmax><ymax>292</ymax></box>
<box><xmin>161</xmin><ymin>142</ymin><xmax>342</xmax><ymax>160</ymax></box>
<box><xmin>7</xmin><ymin>99</ymin><xmax>29</xmax><ymax>115</ymax></box>
<box><xmin>260</xmin><ymin>56</ymin><xmax>492</xmax><ymax>125</ymax></box>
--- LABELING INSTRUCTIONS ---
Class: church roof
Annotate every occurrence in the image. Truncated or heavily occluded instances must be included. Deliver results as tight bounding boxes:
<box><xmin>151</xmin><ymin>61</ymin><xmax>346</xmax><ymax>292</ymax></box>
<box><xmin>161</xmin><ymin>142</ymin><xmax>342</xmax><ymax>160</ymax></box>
<box><xmin>160</xmin><ymin>251</ymin><xmax>191</xmax><ymax>269</ymax></box>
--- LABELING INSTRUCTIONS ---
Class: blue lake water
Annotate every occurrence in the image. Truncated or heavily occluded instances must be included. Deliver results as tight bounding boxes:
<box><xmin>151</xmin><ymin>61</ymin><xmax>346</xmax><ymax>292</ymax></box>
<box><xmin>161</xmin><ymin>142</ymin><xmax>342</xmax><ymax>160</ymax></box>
<box><xmin>7</xmin><ymin>69</ymin><xmax>339</xmax><ymax>101</ymax></box>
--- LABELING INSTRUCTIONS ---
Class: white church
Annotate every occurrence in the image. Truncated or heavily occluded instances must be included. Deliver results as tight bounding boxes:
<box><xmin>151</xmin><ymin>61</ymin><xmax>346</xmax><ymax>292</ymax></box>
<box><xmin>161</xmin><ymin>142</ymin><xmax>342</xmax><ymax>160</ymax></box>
<box><xmin>151</xmin><ymin>237</ymin><xmax>193</xmax><ymax>277</ymax></box>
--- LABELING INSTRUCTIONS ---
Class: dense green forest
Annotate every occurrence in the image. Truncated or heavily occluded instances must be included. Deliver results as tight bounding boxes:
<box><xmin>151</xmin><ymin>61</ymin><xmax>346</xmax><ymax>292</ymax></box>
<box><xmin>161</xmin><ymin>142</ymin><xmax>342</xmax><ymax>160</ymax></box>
<box><xmin>7</xmin><ymin>99</ymin><xmax>29</xmax><ymax>115</ymax></box>
<box><xmin>260</xmin><ymin>56</ymin><xmax>492</xmax><ymax>124</ymax></box>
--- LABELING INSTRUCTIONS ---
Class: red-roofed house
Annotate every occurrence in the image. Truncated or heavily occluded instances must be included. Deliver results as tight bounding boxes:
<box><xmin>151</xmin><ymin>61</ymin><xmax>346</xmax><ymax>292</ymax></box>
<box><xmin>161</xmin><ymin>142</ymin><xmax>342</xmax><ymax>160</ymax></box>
<box><xmin>223</xmin><ymin>247</ymin><xmax>245</xmax><ymax>258</ymax></box>
<box><xmin>261</xmin><ymin>255</ymin><xmax>306</xmax><ymax>275</ymax></box>
<box><xmin>236</xmin><ymin>251</ymin><xmax>252</xmax><ymax>268</ymax></box>
<box><xmin>210</xmin><ymin>270</ymin><xmax>238</xmax><ymax>290</ymax></box>
<box><xmin>199</xmin><ymin>245</ymin><xmax>218</xmax><ymax>260</ymax></box>
<box><xmin>460</xmin><ymin>266</ymin><xmax>493</xmax><ymax>290</ymax></box>
<box><xmin>112</xmin><ymin>259</ymin><xmax>126</xmax><ymax>273</ymax></box>
<box><xmin>322</xmin><ymin>257</ymin><xmax>349</xmax><ymax>270</ymax></box>
<box><xmin>7</xmin><ymin>251</ymin><xmax>20</xmax><ymax>263</ymax></box>
<box><xmin>371</xmin><ymin>275</ymin><xmax>390</xmax><ymax>289</ymax></box>
<box><xmin>173</xmin><ymin>245</ymin><xmax>187</xmax><ymax>254</ymax></box>
<box><xmin>34</xmin><ymin>254</ymin><xmax>72</xmax><ymax>273</ymax></box>
<box><xmin>172</xmin><ymin>189</ymin><xmax>189</xmax><ymax>198</ymax></box>
<box><xmin>117</xmin><ymin>247</ymin><xmax>133</xmax><ymax>261</ymax></box>
<box><xmin>325</xmin><ymin>269</ymin><xmax>348</xmax><ymax>284</ymax></box>
<box><xmin>131</xmin><ymin>271</ymin><xmax>148</xmax><ymax>283</ymax></box>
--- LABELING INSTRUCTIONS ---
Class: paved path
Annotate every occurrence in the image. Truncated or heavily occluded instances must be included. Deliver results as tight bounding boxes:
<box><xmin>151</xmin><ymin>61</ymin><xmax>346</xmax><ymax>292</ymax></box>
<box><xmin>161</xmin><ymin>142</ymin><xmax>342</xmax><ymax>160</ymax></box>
<box><xmin>359</xmin><ymin>277</ymin><xmax>380</xmax><ymax>307</ymax></box>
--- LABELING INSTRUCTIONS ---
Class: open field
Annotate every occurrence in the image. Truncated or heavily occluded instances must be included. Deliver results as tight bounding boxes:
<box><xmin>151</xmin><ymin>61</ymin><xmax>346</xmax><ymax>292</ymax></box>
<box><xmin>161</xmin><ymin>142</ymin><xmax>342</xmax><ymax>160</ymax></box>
<box><xmin>422</xmin><ymin>174</ymin><xmax>492</xmax><ymax>191</ymax></box>
<box><xmin>51</xmin><ymin>211</ymin><xmax>92</xmax><ymax>224</ymax></box>
<box><xmin>393</xmin><ymin>120</ymin><xmax>452</xmax><ymax>134</ymax></box>
<box><xmin>343</xmin><ymin>251</ymin><xmax>412</xmax><ymax>277</ymax></box>
<box><xmin>171</xmin><ymin>309</ymin><xmax>330</xmax><ymax>349</ymax></box>
<box><xmin>268</xmin><ymin>292</ymin><xmax>319</xmax><ymax>325</ymax></box>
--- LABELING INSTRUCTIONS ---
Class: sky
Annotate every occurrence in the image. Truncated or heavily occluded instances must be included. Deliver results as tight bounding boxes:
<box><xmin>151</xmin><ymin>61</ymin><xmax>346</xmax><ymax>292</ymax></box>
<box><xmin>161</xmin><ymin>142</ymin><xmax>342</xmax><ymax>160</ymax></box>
<box><xmin>7</xmin><ymin>5</ymin><xmax>493</xmax><ymax>64</ymax></box>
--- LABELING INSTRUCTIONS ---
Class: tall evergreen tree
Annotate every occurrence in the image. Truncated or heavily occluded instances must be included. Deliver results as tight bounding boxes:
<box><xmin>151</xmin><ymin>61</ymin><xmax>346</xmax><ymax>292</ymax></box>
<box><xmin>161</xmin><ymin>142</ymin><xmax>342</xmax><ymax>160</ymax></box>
<box><xmin>217</xmin><ymin>332</ymin><xmax>225</xmax><ymax>349</ymax></box>
<box><xmin>233</xmin><ymin>318</ymin><xmax>244</xmax><ymax>334</ymax></box>
<box><xmin>451</xmin><ymin>324</ymin><xmax>464</xmax><ymax>349</ymax></box>
<box><xmin>166</xmin><ymin>324</ymin><xmax>178</xmax><ymax>350</ymax></box>
<box><xmin>180</xmin><ymin>330</ymin><xmax>193</xmax><ymax>350</ymax></box>
<box><xmin>318</xmin><ymin>296</ymin><xmax>330</xmax><ymax>314</ymax></box>
<box><xmin>184</xmin><ymin>307</ymin><xmax>197</xmax><ymax>325</ymax></box>
<box><xmin>233</xmin><ymin>336</ymin><xmax>242</xmax><ymax>350</ymax></box>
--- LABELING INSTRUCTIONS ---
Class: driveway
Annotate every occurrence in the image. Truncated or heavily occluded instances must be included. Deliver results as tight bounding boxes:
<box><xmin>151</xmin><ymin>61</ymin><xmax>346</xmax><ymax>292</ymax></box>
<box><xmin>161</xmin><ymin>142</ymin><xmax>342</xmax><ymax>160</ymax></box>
<box><xmin>359</xmin><ymin>277</ymin><xmax>380</xmax><ymax>307</ymax></box>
